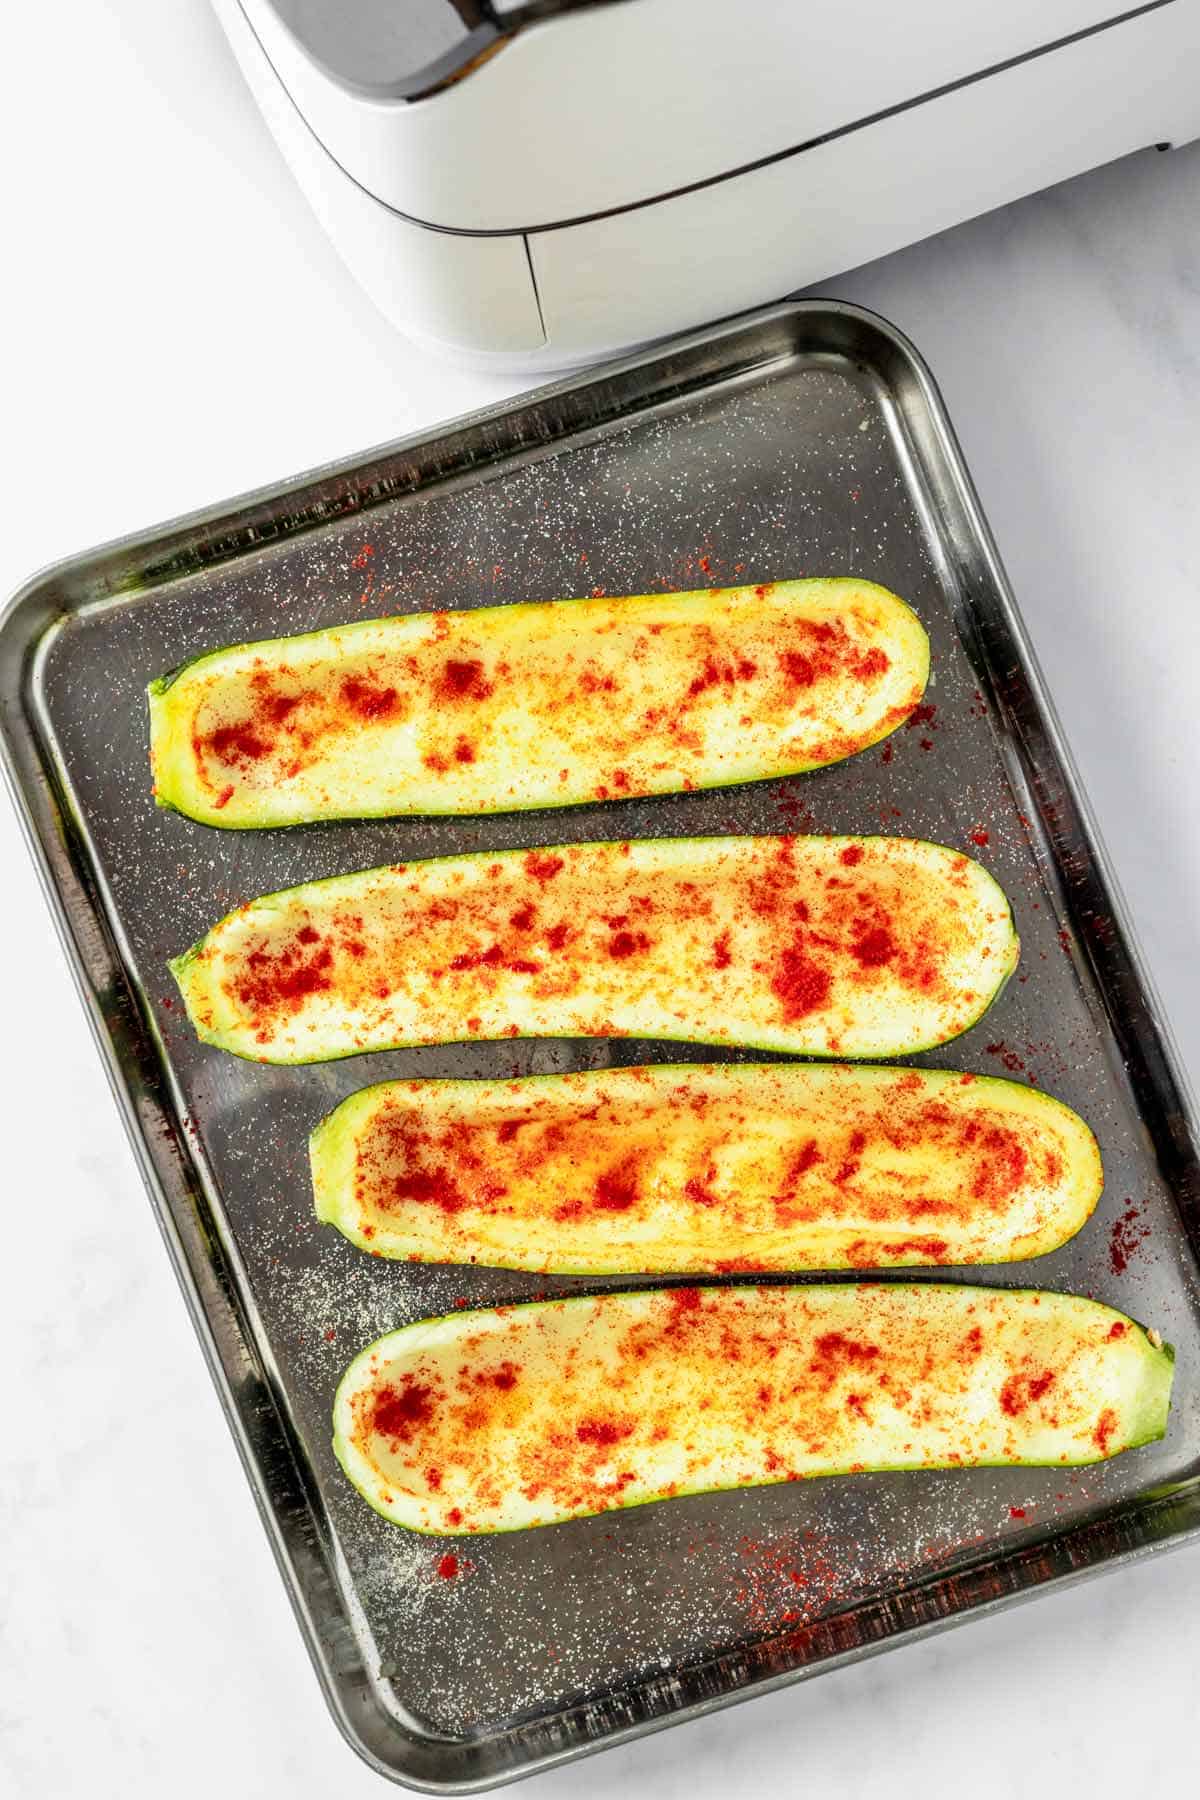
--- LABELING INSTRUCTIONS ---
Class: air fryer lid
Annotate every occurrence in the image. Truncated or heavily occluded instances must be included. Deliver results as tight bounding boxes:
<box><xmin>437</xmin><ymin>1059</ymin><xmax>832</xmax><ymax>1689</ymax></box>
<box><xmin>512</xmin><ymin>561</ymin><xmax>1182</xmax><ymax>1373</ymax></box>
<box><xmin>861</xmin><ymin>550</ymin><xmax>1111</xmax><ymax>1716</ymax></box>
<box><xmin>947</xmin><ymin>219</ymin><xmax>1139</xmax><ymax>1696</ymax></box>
<box><xmin>263</xmin><ymin>0</ymin><xmax>625</xmax><ymax>101</ymax></box>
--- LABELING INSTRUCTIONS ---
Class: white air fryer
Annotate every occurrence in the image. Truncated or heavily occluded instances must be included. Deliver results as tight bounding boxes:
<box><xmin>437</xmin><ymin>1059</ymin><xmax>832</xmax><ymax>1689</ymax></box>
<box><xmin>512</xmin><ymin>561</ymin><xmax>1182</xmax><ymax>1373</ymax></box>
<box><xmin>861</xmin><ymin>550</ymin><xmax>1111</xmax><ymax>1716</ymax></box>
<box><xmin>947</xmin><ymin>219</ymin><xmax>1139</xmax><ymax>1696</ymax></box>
<box><xmin>214</xmin><ymin>0</ymin><xmax>1200</xmax><ymax>368</ymax></box>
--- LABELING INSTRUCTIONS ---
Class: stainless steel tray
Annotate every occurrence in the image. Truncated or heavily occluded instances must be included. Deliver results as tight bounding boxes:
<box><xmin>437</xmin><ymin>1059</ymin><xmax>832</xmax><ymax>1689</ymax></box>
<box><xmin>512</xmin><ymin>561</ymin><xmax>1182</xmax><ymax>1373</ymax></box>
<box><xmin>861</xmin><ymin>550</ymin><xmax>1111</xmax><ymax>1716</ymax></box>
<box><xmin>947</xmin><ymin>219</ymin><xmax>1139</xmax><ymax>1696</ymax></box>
<box><xmin>3</xmin><ymin>300</ymin><xmax>1199</xmax><ymax>1792</ymax></box>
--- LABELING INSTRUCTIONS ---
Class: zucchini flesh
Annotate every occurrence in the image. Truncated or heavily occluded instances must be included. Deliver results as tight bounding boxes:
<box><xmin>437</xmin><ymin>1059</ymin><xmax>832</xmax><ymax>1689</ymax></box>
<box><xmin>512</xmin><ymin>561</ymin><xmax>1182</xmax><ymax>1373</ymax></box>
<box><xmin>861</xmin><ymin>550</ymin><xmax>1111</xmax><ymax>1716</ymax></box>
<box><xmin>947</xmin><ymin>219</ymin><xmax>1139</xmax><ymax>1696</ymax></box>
<box><xmin>146</xmin><ymin>578</ymin><xmax>929</xmax><ymax>827</ymax></box>
<box><xmin>332</xmin><ymin>1285</ymin><xmax>1173</xmax><ymax>1533</ymax></box>
<box><xmin>170</xmin><ymin>834</ymin><xmax>1018</xmax><ymax>1063</ymax></box>
<box><xmin>311</xmin><ymin>1063</ymin><xmax>1101</xmax><ymax>1273</ymax></box>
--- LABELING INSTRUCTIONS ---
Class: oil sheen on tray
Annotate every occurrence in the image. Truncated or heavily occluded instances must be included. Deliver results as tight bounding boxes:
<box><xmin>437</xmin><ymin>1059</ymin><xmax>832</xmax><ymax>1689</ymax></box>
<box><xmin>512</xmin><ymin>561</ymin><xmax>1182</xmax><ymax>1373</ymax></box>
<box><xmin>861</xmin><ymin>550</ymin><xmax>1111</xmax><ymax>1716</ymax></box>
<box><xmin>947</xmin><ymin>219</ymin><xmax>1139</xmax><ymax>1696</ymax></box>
<box><xmin>310</xmin><ymin>1063</ymin><xmax>1102</xmax><ymax>1274</ymax></box>
<box><xmin>170</xmin><ymin>833</ymin><xmax>1019</xmax><ymax>1062</ymax></box>
<box><xmin>332</xmin><ymin>1285</ymin><xmax>1175</xmax><ymax>1533</ymax></box>
<box><xmin>147</xmin><ymin>578</ymin><xmax>929</xmax><ymax>826</ymax></box>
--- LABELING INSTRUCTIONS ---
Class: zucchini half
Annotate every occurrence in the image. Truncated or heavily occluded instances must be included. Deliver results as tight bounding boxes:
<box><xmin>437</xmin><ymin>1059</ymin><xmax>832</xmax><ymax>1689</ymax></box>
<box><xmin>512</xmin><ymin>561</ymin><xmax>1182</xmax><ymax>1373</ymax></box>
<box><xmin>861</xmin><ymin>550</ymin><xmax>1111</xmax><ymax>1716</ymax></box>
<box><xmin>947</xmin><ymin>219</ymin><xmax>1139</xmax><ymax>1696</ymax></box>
<box><xmin>311</xmin><ymin>1063</ymin><xmax>1101</xmax><ymax>1274</ymax></box>
<box><xmin>332</xmin><ymin>1284</ymin><xmax>1173</xmax><ymax>1534</ymax></box>
<box><xmin>169</xmin><ymin>834</ymin><xmax>1019</xmax><ymax>1063</ymax></box>
<box><xmin>147</xmin><ymin>578</ymin><xmax>929</xmax><ymax>827</ymax></box>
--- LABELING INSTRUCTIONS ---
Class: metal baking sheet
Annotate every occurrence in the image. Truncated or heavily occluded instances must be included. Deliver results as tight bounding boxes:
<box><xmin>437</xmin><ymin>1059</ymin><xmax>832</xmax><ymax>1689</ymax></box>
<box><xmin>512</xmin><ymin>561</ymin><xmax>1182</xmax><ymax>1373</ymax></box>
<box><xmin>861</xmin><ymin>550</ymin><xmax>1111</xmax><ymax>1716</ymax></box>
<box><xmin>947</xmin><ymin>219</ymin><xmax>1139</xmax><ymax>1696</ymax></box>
<box><xmin>3</xmin><ymin>300</ymin><xmax>1199</xmax><ymax>1791</ymax></box>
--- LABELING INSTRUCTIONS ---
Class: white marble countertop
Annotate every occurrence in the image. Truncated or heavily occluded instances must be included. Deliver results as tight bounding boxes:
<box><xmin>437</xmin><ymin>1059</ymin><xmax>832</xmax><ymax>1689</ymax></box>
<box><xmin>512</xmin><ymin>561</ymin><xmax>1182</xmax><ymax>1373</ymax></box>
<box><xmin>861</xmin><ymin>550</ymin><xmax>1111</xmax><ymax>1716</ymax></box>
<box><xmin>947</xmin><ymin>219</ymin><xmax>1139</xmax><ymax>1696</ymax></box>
<box><xmin>2</xmin><ymin>5</ymin><xmax>1199</xmax><ymax>1795</ymax></box>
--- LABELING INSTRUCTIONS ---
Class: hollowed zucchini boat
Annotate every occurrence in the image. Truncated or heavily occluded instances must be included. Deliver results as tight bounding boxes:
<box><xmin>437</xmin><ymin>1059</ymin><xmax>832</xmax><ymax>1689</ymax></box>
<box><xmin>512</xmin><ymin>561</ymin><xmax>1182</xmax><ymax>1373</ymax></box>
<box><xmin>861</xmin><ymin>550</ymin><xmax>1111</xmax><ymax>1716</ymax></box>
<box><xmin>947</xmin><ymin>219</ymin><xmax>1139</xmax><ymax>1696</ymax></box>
<box><xmin>170</xmin><ymin>834</ymin><xmax>1019</xmax><ymax>1063</ymax></box>
<box><xmin>333</xmin><ymin>1284</ymin><xmax>1173</xmax><ymax>1534</ymax></box>
<box><xmin>147</xmin><ymin>577</ymin><xmax>929</xmax><ymax>827</ymax></box>
<box><xmin>311</xmin><ymin>1063</ymin><xmax>1100</xmax><ymax>1273</ymax></box>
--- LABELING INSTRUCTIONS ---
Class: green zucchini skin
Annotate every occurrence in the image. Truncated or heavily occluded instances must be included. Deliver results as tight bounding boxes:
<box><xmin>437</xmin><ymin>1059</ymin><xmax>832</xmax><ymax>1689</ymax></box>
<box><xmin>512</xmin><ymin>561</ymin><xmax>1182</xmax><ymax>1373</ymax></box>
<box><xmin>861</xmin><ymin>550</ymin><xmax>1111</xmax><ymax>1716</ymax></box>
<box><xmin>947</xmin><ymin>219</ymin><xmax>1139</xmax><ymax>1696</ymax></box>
<box><xmin>311</xmin><ymin>1062</ymin><xmax>1102</xmax><ymax>1274</ymax></box>
<box><xmin>332</xmin><ymin>1284</ymin><xmax>1174</xmax><ymax>1534</ymax></box>
<box><xmin>147</xmin><ymin>577</ymin><xmax>930</xmax><ymax>827</ymax></box>
<box><xmin>169</xmin><ymin>834</ymin><xmax>1019</xmax><ymax>1064</ymax></box>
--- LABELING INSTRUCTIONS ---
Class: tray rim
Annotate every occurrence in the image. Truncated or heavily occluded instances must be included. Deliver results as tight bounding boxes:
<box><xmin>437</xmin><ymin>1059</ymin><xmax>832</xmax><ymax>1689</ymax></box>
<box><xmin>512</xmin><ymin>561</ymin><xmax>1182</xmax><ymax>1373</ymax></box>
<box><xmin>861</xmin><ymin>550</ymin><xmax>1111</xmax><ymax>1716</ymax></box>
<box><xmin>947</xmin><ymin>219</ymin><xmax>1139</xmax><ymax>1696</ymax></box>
<box><xmin>3</xmin><ymin>296</ymin><xmax>1199</xmax><ymax>1792</ymax></box>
